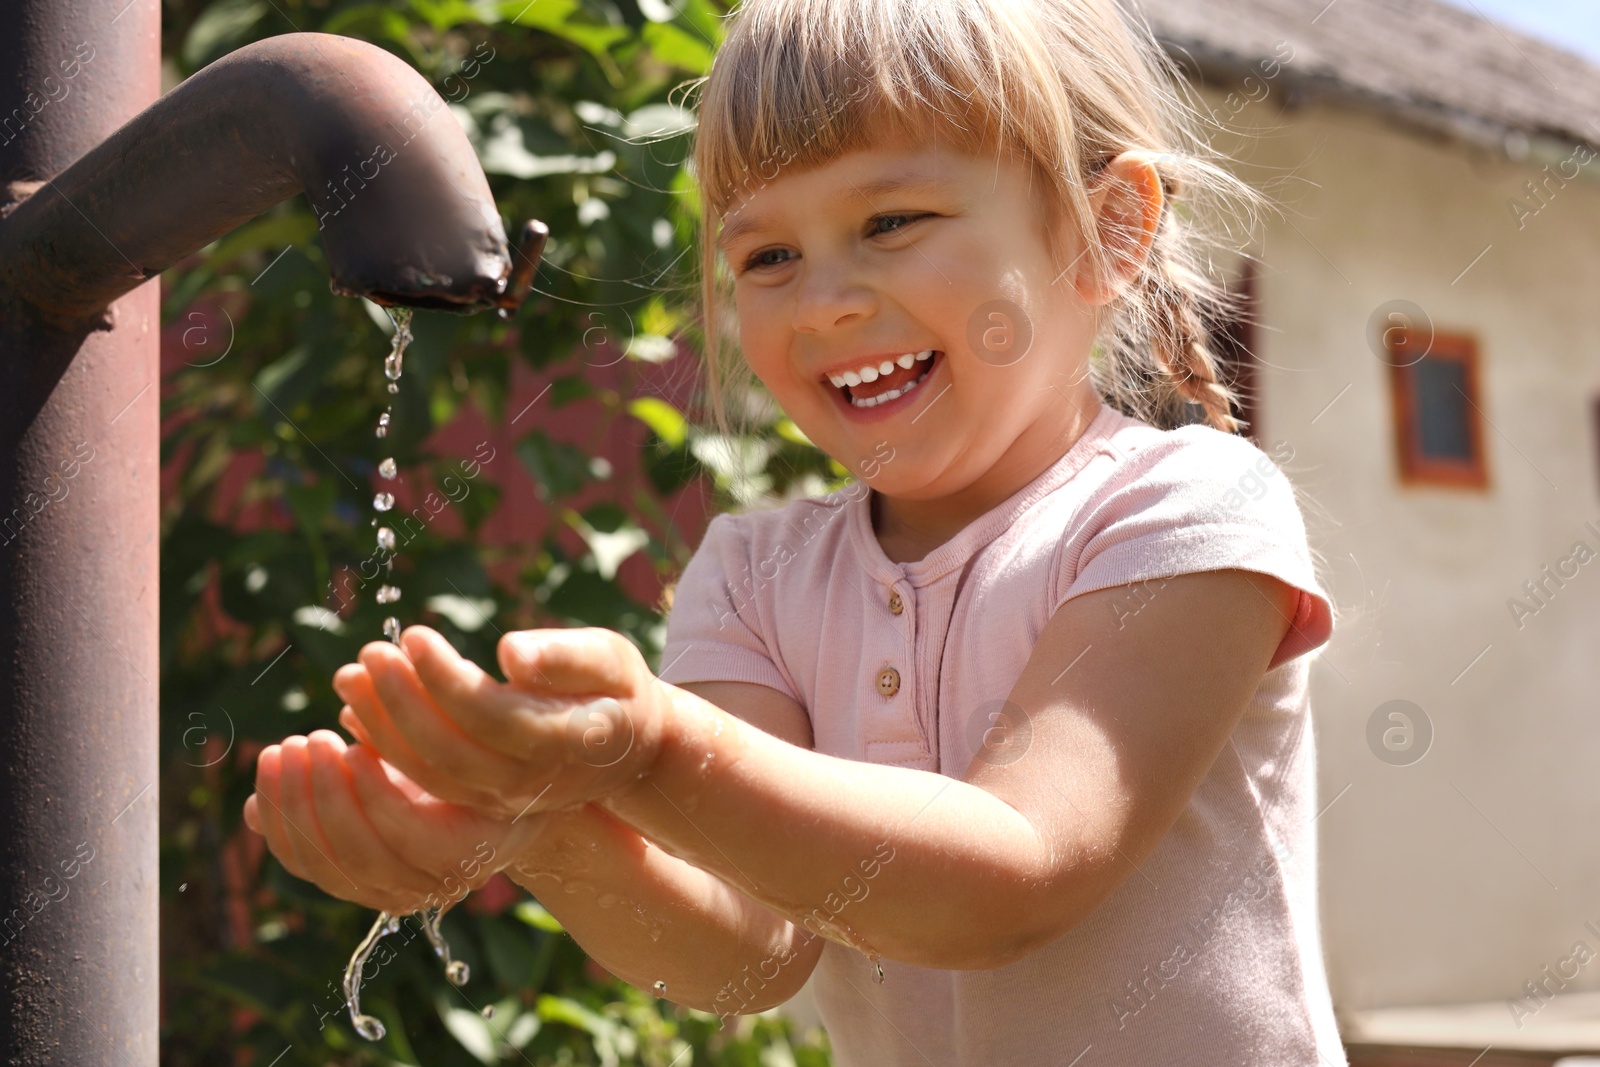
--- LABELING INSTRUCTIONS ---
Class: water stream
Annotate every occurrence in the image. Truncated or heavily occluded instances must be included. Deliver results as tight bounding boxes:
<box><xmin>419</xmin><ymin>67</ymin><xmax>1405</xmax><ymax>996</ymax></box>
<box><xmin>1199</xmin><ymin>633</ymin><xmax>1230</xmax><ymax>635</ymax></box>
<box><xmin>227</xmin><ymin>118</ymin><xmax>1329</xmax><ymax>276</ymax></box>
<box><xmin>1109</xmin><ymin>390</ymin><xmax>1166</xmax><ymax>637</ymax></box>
<box><xmin>340</xmin><ymin>306</ymin><xmax>472</xmax><ymax>1042</ymax></box>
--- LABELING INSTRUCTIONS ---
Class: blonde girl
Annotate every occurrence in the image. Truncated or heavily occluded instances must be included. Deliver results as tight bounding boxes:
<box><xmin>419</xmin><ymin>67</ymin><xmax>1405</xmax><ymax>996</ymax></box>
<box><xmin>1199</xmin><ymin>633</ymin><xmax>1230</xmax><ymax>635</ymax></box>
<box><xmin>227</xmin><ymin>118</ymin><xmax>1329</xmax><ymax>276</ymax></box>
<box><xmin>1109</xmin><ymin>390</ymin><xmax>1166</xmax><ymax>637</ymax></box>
<box><xmin>246</xmin><ymin>0</ymin><xmax>1342</xmax><ymax>1063</ymax></box>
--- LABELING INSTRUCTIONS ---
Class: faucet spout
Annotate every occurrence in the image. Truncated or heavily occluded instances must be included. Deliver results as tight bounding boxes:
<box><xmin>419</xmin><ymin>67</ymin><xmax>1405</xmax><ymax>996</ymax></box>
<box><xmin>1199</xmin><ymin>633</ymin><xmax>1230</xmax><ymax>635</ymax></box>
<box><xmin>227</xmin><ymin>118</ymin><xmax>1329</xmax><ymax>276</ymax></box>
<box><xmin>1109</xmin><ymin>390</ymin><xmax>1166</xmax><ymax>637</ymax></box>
<box><xmin>0</xmin><ymin>32</ymin><xmax>545</xmax><ymax>325</ymax></box>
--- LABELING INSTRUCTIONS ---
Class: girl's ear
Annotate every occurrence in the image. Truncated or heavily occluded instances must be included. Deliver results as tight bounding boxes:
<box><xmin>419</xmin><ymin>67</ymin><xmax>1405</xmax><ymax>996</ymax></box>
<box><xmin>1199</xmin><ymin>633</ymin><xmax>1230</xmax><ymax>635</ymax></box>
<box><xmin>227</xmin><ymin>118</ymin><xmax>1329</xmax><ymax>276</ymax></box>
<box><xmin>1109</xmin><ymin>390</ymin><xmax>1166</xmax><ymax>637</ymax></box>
<box><xmin>1069</xmin><ymin>150</ymin><xmax>1166</xmax><ymax>306</ymax></box>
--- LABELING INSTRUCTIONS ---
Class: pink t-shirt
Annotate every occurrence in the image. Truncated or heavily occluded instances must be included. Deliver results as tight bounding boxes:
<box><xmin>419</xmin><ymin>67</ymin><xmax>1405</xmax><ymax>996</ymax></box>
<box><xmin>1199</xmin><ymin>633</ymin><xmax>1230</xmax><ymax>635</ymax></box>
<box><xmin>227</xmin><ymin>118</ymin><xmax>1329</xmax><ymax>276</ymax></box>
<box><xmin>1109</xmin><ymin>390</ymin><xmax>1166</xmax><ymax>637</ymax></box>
<box><xmin>658</xmin><ymin>399</ymin><xmax>1344</xmax><ymax>1066</ymax></box>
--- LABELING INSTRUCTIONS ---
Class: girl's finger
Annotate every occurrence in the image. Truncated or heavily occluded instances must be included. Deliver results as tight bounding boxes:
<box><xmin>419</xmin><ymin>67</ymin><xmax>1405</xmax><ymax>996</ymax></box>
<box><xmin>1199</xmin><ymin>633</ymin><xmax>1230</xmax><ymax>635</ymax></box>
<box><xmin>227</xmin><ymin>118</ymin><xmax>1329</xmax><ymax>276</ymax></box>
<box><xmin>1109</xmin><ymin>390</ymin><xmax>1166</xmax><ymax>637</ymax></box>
<box><xmin>277</xmin><ymin>736</ymin><xmax>379</xmax><ymax>907</ymax></box>
<box><xmin>253</xmin><ymin>743</ymin><xmax>313</xmax><ymax>882</ymax></box>
<box><xmin>339</xmin><ymin>705</ymin><xmax>375</xmax><ymax>747</ymax></box>
<box><xmin>337</xmin><ymin>660</ymin><xmax>502</xmax><ymax>810</ymax></box>
<box><xmin>401</xmin><ymin>626</ymin><xmax>570</xmax><ymax>766</ymax></box>
<box><xmin>345</xmin><ymin>744</ymin><xmax>502</xmax><ymax>889</ymax></box>
<box><xmin>498</xmin><ymin>627</ymin><xmax>642</xmax><ymax>699</ymax></box>
<box><xmin>358</xmin><ymin>638</ymin><xmax>532</xmax><ymax>799</ymax></box>
<box><xmin>305</xmin><ymin>730</ymin><xmax>437</xmax><ymax>910</ymax></box>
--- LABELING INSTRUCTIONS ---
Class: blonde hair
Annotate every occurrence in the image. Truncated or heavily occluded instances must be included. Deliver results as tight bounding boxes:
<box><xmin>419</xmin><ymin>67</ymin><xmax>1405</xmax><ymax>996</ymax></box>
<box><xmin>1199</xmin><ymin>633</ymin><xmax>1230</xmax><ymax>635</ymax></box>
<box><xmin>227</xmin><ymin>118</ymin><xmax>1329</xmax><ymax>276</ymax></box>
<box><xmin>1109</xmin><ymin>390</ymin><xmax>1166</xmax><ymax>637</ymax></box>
<box><xmin>682</xmin><ymin>0</ymin><xmax>1269</xmax><ymax>448</ymax></box>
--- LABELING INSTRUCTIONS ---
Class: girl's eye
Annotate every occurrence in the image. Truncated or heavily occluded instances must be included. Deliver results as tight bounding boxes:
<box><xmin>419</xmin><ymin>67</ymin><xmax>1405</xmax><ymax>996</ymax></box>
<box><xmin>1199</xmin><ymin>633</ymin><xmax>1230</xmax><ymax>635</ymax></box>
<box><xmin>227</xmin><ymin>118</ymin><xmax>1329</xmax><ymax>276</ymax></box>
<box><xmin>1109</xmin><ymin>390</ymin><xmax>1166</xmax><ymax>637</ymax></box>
<box><xmin>742</xmin><ymin>247</ymin><xmax>794</xmax><ymax>272</ymax></box>
<box><xmin>738</xmin><ymin>213</ymin><xmax>931</xmax><ymax>274</ymax></box>
<box><xmin>869</xmin><ymin>213</ymin><xmax>928</xmax><ymax>237</ymax></box>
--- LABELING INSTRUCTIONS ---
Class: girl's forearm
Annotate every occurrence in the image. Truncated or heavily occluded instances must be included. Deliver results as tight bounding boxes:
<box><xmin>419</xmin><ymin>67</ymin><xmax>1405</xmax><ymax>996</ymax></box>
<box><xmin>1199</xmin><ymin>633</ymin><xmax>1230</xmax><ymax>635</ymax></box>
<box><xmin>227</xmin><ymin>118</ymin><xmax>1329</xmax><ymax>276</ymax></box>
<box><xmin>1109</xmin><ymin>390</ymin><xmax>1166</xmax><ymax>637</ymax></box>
<box><xmin>597</xmin><ymin>682</ymin><xmax>1070</xmax><ymax>971</ymax></box>
<box><xmin>506</xmin><ymin>801</ymin><xmax>821</xmax><ymax>1015</ymax></box>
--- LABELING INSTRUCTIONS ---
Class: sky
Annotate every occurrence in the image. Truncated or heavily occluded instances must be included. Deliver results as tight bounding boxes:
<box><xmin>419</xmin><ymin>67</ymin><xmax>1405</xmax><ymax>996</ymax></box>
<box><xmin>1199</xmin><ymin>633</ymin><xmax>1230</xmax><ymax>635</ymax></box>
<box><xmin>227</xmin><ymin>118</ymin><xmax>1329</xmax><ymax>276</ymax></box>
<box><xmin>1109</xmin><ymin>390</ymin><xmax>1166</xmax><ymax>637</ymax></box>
<box><xmin>1439</xmin><ymin>0</ymin><xmax>1600</xmax><ymax>65</ymax></box>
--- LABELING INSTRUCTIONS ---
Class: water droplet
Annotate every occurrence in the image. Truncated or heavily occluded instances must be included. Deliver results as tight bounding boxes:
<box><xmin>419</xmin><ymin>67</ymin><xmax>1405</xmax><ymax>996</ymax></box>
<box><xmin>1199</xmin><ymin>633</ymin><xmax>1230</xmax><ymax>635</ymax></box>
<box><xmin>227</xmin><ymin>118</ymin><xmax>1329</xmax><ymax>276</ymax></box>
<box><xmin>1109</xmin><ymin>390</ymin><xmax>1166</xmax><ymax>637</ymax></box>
<box><xmin>375</xmin><ymin>412</ymin><xmax>391</xmax><ymax>439</ymax></box>
<box><xmin>377</xmin><ymin>527</ymin><xmax>395</xmax><ymax>551</ymax></box>
<box><xmin>446</xmin><ymin>960</ymin><xmax>469</xmax><ymax>986</ymax></box>
<box><xmin>481</xmin><ymin>1004</ymin><xmax>496</xmax><ymax>1019</ymax></box>
<box><xmin>874</xmin><ymin>959</ymin><xmax>885</xmax><ymax>984</ymax></box>
<box><xmin>649</xmin><ymin>927</ymin><xmax>663</xmax><ymax>942</ymax></box>
<box><xmin>378</xmin><ymin>457</ymin><xmax>397</xmax><ymax>480</ymax></box>
<box><xmin>376</xmin><ymin>585</ymin><xmax>401</xmax><ymax>604</ymax></box>
<box><xmin>383</xmin><ymin>617</ymin><xmax>401</xmax><ymax>644</ymax></box>
<box><xmin>178</xmin><ymin>883</ymin><xmax>187</xmax><ymax>892</ymax></box>
<box><xmin>353</xmin><ymin>1014</ymin><xmax>386</xmax><ymax>1041</ymax></box>
<box><xmin>384</xmin><ymin>308</ymin><xmax>413</xmax><ymax>381</ymax></box>
<box><xmin>387</xmin><ymin>382</ymin><xmax>399</xmax><ymax>394</ymax></box>
<box><xmin>652</xmin><ymin>980</ymin><xmax>667</xmax><ymax>996</ymax></box>
<box><xmin>373</xmin><ymin>492</ymin><xmax>394</xmax><ymax>511</ymax></box>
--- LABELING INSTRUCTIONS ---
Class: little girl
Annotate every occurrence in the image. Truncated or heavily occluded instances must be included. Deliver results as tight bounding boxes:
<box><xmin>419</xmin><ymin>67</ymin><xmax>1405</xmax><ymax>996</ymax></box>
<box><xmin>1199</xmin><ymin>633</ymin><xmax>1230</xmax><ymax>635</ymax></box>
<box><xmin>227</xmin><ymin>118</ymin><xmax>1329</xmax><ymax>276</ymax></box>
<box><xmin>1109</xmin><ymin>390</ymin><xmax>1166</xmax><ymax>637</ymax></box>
<box><xmin>244</xmin><ymin>0</ymin><xmax>1342</xmax><ymax>1062</ymax></box>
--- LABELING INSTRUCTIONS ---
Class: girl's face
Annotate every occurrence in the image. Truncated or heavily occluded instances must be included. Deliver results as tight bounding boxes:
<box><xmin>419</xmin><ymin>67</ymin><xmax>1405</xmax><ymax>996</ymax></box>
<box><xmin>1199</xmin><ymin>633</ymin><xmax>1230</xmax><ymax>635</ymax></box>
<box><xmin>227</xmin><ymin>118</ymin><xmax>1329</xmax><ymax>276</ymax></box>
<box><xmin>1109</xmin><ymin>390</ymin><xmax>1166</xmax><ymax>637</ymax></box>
<box><xmin>719</xmin><ymin>127</ymin><xmax>1113</xmax><ymax>505</ymax></box>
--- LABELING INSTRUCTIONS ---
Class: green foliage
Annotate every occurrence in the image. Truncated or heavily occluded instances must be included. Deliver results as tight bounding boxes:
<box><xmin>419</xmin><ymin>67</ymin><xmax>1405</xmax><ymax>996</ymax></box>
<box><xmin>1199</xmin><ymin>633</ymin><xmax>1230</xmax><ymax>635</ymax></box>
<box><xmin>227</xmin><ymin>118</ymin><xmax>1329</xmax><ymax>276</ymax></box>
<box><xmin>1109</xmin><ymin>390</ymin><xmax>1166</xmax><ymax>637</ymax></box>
<box><xmin>156</xmin><ymin>1</ymin><xmax>840</xmax><ymax>1062</ymax></box>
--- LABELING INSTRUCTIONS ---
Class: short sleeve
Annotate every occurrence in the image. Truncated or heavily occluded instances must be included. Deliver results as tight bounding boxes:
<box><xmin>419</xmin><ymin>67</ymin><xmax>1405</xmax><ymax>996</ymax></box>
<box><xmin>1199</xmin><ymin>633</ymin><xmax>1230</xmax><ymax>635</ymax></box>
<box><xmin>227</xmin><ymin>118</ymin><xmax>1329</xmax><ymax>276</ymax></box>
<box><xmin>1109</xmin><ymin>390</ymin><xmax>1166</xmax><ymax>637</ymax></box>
<box><xmin>1055</xmin><ymin>430</ymin><xmax>1334</xmax><ymax>672</ymax></box>
<box><xmin>656</xmin><ymin>513</ymin><xmax>801</xmax><ymax>700</ymax></box>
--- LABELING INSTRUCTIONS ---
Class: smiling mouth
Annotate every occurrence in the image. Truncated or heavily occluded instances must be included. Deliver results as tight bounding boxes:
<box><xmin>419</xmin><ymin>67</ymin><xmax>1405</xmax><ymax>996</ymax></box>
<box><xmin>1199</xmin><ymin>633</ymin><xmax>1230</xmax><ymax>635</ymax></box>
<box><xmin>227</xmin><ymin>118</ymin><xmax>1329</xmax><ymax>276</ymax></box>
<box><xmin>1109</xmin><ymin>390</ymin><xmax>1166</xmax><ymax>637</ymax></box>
<box><xmin>833</xmin><ymin>351</ymin><xmax>942</xmax><ymax>409</ymax></box>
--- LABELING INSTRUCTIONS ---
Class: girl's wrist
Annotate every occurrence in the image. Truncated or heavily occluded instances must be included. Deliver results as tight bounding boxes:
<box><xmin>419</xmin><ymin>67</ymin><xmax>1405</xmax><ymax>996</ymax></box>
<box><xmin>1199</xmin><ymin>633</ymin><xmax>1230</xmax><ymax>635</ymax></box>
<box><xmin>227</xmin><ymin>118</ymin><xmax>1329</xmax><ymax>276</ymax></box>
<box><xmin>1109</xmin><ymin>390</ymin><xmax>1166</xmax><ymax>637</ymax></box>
<box><xmin>599</xmin><ymin>680</ymin><xmax>739</xmax><ymax>819</ymax></box>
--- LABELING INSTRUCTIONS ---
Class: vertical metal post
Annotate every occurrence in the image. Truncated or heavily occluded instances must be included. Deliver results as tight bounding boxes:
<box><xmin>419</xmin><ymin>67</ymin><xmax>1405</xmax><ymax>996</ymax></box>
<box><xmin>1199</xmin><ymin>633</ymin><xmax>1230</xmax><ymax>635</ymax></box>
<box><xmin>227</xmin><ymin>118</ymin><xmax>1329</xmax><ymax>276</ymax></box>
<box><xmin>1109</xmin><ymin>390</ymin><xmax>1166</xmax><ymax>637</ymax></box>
<box><xmin>0</xmin><ymin>1</ymin><xmax>160</xmax><ymax>1062</ymax></box>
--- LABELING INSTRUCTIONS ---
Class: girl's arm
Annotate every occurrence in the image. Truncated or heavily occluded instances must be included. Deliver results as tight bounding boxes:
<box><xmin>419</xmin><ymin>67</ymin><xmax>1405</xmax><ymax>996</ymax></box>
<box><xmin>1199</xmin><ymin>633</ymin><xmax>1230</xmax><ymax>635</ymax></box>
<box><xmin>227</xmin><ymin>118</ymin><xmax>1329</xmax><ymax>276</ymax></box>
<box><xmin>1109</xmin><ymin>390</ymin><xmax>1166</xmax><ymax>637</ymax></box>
<box><xmin>499</xmin><ymin>680</ymin><xmax>825</xmax><ymax>1015</ymax></box>
<box><xmin>595</xmin><ymin>569</ymin><xmax>1298</xmax><ymax>970</ymax></box>
<box><xmin>352</xmin><ymin>568</ymin><xmax>1295</xmax><ymax>971</ymax></box>
<box><xmin>503</xmin><ymin>799</ymin><xmax>823</xmax><ymax>1016</ymax></box>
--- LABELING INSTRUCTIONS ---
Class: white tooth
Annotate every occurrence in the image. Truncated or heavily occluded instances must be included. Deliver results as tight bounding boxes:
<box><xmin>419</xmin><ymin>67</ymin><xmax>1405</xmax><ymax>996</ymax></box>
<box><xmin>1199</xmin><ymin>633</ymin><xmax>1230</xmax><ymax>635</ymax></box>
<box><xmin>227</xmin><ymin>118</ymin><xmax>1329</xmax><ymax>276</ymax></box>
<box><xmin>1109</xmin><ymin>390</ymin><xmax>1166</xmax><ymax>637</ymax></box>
<box><xmin>859</xmin><ymin>365</ymin><xmax>879</xmax><ymax>383</ymax></box>
<box><xmin>843</xmin><ymin>370</ymin><xmax>862</xmax><ymax>387</ymax></box>
<box><xmin>915</xmin><ymin>349</ymin><xmax>932</xmax><ymax>361</ymax></box>
<box><xmin>829</xmin><ymin>374</ymin><xmax>846</xmax><ymax>388</ymax></box>
<box><xmin>879</xmin><ymin>360</ymin><xmax>895</xmax><ymax>376</ymax></box>
<box><xmin>897</xmin><ymin>353</ymin><xmax>916</xmax><ymax>369</ymax></box>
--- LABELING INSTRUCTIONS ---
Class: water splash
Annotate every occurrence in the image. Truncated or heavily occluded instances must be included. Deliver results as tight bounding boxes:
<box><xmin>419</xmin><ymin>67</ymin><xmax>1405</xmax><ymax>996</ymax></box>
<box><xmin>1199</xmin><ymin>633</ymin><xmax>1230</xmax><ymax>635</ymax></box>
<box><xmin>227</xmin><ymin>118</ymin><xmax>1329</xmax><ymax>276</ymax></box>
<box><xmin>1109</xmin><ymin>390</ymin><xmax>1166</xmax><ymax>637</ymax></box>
<box><xmin>419</xmin><ymin>904</ymin><xmax>470</xmax><ymax>986</ymax></box>
<box><xmin>342</xmin><ymin>911</ymin><xmax>401</xmax><ymax>1041</ymax></box>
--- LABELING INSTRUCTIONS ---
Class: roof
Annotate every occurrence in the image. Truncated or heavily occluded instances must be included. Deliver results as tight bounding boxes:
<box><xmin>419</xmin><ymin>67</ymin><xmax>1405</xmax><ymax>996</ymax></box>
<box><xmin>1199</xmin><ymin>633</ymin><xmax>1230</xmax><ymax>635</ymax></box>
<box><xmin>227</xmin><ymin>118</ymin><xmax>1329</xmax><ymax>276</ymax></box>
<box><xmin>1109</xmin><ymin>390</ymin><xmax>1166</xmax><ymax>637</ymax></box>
<box><xmin>1129</xmin><ymin>0</ymin><xmax>1600</xmax><ymax>157</ymax></box>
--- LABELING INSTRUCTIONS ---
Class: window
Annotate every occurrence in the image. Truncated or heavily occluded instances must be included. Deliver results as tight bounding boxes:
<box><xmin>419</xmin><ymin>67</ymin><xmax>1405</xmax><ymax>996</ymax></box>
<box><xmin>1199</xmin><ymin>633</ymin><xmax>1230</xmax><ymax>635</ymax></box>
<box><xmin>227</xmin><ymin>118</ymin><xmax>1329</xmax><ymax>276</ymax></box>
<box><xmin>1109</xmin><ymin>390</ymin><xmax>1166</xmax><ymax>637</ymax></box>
<box><xmin>1385</xmin><ymin>327</ymin><xmax>1489</xmax><ymax>489</ymax></box>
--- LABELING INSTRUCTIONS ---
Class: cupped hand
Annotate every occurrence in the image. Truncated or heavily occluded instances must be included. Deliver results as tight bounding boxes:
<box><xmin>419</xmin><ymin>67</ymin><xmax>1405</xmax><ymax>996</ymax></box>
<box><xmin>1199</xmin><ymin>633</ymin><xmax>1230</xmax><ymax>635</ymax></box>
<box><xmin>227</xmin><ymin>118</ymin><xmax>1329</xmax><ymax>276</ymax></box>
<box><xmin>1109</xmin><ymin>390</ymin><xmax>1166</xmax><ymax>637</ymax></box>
<box><xmin>242</xmin><ymin>729</ymin><xmax>547</xmax><ymax>915</ymax></box>
<box><xmin>334</xmin><ymin>624</ymin><xmax>670</xmax><ymax>820</ymax></box>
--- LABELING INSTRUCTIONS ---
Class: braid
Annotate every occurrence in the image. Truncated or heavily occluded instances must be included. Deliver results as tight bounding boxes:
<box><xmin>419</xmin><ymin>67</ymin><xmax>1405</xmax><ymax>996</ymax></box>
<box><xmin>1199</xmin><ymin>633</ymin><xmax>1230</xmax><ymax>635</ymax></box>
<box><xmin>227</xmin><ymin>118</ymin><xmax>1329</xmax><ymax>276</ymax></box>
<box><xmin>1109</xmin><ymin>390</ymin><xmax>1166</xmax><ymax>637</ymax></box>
<box><xmin>1133</xmin><ymin>233</ymin><xmax>1244</xmax><ymax>436</ymax></box>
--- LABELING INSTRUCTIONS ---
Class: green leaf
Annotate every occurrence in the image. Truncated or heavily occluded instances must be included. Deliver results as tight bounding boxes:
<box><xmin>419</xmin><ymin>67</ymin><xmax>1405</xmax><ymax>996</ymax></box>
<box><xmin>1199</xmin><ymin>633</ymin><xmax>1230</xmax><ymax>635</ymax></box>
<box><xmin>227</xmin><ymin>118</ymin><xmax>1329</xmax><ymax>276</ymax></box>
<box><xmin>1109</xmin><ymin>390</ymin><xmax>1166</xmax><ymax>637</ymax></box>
<box><xmin>550</xmin><ymin>374</ymin><xmax>594</xmax><ymax>408</ymax></box>
<box><xmin>626</xmin><ymin>397</ymin><xmax>685</xmax><ymax>448</ymax></box>
<box><xmin>181</xmin><ymin>0</ymin><xmax>268</xmax><ymax>69</ymax></box>
<box><xmin>535</xmin><ymin>993</ymin><xmax>615</xmax><ymax>1038</ymax></box>
<box><xmin>512</xmin><ymin>900</ymin><xmax>565</xmax><ymax>933</ymax></box>
<box><xmin>516</xmin><ymin>430</ymin><xmax>589</xmax><ymax>501</ymax></box>
<box><xmin>640</xmin><ymin>21</ymin><xmax>713</xmax><ymax>73</ymax></box>
<box><xmin>500</xmin><ymin>0</ymin><xmax>630</xmax><ymax>60</ymax></box>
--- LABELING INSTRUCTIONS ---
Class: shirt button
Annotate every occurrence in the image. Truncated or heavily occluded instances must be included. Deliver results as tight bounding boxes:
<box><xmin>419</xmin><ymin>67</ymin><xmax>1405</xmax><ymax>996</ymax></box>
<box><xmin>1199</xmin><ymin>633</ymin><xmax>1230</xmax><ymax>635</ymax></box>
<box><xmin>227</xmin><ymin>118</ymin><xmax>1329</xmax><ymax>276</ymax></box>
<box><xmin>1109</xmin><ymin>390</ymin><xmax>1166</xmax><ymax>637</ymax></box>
<box><xmin>876</xmin><ymin>667</ymin><xmax>901</xmax><ymax>698</ymax></box>
<box><xmin>888</xmin><ymin>590</ymin><xmax>903</xmax><ymax>615</ymax></box>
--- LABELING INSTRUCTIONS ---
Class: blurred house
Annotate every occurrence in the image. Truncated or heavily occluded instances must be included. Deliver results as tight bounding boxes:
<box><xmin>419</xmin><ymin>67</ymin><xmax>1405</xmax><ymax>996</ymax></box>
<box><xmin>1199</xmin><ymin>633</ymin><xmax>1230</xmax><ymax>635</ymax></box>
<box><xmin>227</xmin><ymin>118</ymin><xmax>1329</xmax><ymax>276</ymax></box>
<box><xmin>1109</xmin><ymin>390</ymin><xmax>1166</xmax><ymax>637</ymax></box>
<box><xmin>776</xmin><ymin>2</ymin><xmax>1600</xmax><ymax>1063</ymax></box>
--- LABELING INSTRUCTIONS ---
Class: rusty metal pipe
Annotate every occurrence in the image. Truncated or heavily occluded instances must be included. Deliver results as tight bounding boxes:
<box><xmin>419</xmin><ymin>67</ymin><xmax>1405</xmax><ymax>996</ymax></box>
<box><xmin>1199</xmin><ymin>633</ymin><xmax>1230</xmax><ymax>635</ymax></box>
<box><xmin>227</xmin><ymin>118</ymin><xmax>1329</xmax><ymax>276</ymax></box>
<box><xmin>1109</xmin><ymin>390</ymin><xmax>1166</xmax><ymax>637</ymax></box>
<box><xmin>0</xmin><ymin>15</ymin><xmax>546</xmax><ymax>1063</ymax></box>
<box><xmin>0</xmin><ymin>31</ymin><xmax>539</xmax><ymax>326</ymax></box>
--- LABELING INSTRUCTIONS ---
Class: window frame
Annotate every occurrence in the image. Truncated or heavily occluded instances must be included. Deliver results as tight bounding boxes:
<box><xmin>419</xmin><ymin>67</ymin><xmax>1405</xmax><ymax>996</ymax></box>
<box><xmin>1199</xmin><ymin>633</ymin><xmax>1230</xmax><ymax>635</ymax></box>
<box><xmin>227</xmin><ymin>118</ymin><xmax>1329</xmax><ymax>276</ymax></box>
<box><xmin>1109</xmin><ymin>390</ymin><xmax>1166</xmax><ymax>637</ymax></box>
<box><xmin>1386</xmin><ymin>326</ymin><xmax>1490</xmax><ymax>490</ymax></box>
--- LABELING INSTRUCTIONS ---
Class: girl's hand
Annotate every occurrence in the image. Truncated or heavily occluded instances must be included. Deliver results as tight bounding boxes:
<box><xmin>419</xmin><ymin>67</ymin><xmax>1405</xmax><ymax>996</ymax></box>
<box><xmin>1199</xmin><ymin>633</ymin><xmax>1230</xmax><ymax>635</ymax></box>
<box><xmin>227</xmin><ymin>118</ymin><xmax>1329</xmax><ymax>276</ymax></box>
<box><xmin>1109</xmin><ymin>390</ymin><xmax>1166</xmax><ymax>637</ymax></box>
<box><xmin>334</xmin><ymin>624</ymin><xmax>670</xmax><ymax>820</ymax></box>
<box><xmin>242</xmin><ymin>729</ymin><xmax>547</xmax><ymax>914</ymax></box>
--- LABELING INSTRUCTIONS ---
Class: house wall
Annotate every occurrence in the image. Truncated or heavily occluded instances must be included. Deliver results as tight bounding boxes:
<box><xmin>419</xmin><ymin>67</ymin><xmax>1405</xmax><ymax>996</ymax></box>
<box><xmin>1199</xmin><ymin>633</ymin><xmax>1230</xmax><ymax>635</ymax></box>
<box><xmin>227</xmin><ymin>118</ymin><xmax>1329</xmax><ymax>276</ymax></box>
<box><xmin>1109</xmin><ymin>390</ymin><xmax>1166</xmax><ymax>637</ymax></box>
<box><xmin>1208</xmin><ymin>84</ymin><xmax>1600</xmax><ymax>1014</ymax></box>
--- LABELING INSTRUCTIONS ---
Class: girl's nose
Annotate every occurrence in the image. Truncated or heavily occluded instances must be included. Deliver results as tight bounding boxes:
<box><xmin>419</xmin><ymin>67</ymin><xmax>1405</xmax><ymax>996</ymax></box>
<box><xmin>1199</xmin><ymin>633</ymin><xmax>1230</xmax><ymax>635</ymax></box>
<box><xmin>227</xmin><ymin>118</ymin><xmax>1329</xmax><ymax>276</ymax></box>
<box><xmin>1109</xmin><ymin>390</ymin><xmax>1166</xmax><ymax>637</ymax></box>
<box><xmin>791</xmin><ymin>263</ymin><xmax>880</xmax><ymax>333</ymax></box>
